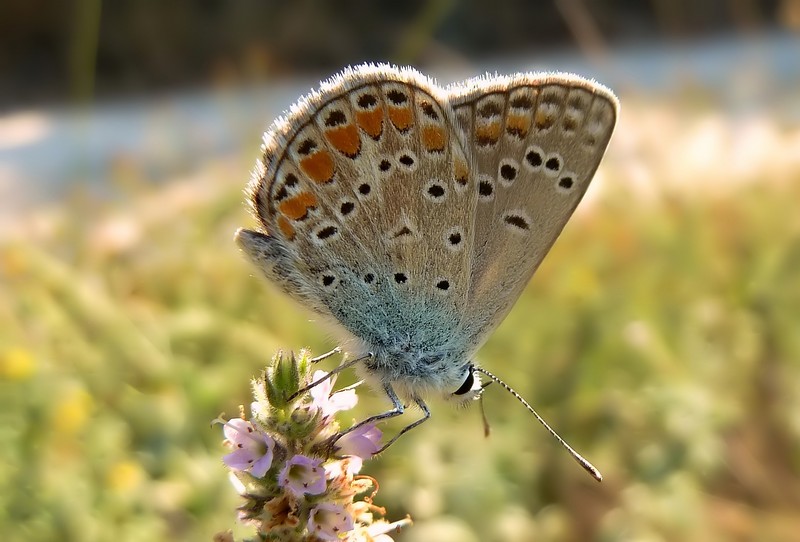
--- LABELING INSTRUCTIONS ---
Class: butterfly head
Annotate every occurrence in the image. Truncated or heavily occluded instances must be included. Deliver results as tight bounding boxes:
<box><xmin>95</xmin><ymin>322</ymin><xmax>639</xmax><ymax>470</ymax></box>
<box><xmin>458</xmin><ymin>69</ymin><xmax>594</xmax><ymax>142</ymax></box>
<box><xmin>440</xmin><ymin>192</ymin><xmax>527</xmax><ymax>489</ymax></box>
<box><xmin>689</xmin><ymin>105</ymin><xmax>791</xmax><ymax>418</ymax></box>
<box><xmin>449</xmin><ymin>363</ymin><xmax>484</xmax><ymax>405</ymax></box>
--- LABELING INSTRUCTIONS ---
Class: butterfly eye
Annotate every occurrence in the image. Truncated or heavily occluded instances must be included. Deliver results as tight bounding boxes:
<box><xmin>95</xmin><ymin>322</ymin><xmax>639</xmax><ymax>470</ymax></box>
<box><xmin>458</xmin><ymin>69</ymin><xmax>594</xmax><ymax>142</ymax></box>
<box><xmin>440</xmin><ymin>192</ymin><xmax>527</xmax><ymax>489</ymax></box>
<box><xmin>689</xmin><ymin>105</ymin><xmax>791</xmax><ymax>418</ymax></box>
<box><xmin>453</xmin><ymin>368</ymin><xmax>476</xmax><ymax>396</ymax></box>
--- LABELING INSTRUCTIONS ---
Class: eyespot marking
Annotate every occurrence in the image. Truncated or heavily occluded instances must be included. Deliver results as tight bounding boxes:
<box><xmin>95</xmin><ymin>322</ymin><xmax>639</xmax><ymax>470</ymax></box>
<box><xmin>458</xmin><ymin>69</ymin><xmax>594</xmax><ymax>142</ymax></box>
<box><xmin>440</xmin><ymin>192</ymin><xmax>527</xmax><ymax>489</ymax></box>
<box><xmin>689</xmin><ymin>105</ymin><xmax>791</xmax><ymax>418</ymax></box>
<box><xmin>567</xmin><ymin>92</ymin><xmax>586</xmax><ymax>111</ymax></box>
<box><xmin>386</xmin><ymin>89</ymin><xmax>408</xmax><ymax>105</ymax></box>
<box><xmin>424</xmin><ymin>180</ymin><xmax>447</xmax><ymax>202</ymax></box>
<box><xmin>498</xmin><ymin>159</ymin><xmax>519</xmax><ymax>186</ymax></box>
<box><xmin>317</xmin><ymin>225</ymin><xmax>338</xmax><ymax>239</ymax></box>
<box><xmin>556</xmin><ymin>174</ymin><xmax>576</xmax><ymax>193</ymax></box>
<box><xmin>314</xmin><ymin>224</ymin><xmax>340</xmax><ymax>243</ymax></box>
<box><xmin>319</xmin><ymin>272</ymin><xmax>338</xmax><ymax>289</ymax></box>
<box><xmin>502</xmin><ymin>211</ymin><xmax>532</xmax><ymax>233</ymax></box>
<box><xmin>393</xmin><ymin>226</ymin><xmax>414</xmax><ymax>238</ymax></box>
<box><xmin>394</xmin><ymin>272</ymin><xmax>408</xmax><ymax>284</ymax></box>
<box><xmin>540</xmin><ymin>89</ymin><xmax>563</xmax><ymax>106</ymax></box>
<box><xmin>524</xmin><ymin>146</ymin><xmax>544</xmax><ymax>171</ymax></box>
<box><xmin>477</xmin><ymin>101</ymin><xmax>502</xmax><ymax>118</ymax></box>
<box><xmin>478</xmin><ymin>175</ymin><xmax>494</xmax><ymax>201</ymax></box>
<box><xmin>420</xmin><ymin>101</ymin><xmax>439</xmax><ymax>120</ymax></box>
<box><xmin>510</xmin><ymin>95</ymin><xmax>534</xmax><ymax>109</ymax></box>
<box><xmin>399</xmin><ymin>154</ymin><xmax>414</xmax><ymax>167</ymax></box>
<box><xmin>324</xmin><ymin>110</ymin><xmax>346</xmax><ymax>127</ymax></box>
<box><xmin>544</xmin><ymin>154</ymin><xmax>562</xmax><ymax>176</ymax></box>
<box><xmin>339</xmin><ymin>200</ymin><xmax>355</xmax><ymax>216</ymax></box>
<box><xmin>445</xmin><ymin>226</ymin><xmax>464</xmax><ymax>251</ymax></box>
<box><xmin>387</xmin><ymin>220</ymin><xmax>418</xmax><ymax>244</ymax></box>
<box><xmin>396</xmin><ymin>150</ymin><xmax>418</xmax><ymax>172</ymax></box>
<box><xmin>428</xmin><ymin>184</ymin><xmax>445</xmax><ymax>197</ymax></box>
<box><xmin>357</xmin><ymin>94</ymin><xmax>377</xmax><ymax>108</ymax></box>
<box><xmin>297</xmin><ymin>139</ymin><xmax>317</xmax><ymax>155</ymax></box>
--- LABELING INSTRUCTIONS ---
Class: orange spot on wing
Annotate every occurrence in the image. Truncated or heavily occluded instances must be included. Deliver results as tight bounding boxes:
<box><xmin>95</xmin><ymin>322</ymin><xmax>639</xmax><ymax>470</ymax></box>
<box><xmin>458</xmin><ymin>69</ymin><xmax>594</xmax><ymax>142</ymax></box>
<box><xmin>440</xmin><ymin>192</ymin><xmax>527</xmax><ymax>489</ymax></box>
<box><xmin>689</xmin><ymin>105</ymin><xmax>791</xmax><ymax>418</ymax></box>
<box><xmin>455</xmin><ymin>158</ymin><xmax>468</xmax><ymax>177</ymax></box>
<box><xmin>454</xmin><ymin>157</ymin><xmax>469</xmax><ymax>186</ymax></box>
<box><xmin>388</xmin><ymin>107</ymin><xmax>413</xmax><ymax>131</ymax></box>
<box><xmin>325</xmin><ymin>124</ymin><xmax>361</xmax><ymax>157</ymax></box>
<box><xmin>279</xmin><ymin>192</ymin><xmax>318</xmax><ymax>220</ymax></box>
<box><xmin>506</xmin><ymin>114</ymin><xmax>531</xmax><ymax>138</ymax></box>
<box><xmin>562</xmin><ymin>115</ymin><xmax>579</xmax><ymax>132</ymax></box>
<box><xmin>299</xmin><ymin>151</ymin><xmax>334</xmax><ymax>183</ymax></box>
<box><xmin>535</xmin><ymin>110</ymin><xmax>554</xmax><ymax>129</ymax></box>
<box><xmin>475</xmin><ymin>122</ymin><xmax>501</xmax><ymax>144</ymax></box>
<box><xmin>277</xmin><ymin>216</ymin><xmax>296</xmax><ymax>240</ymax></box>
<box><xmin>355</xmin><ymin>109</ymin><xmax>383</xmax><ymax>139</ymax></box>
<box><xmin>421</xmin><ymin>125</ymin><xmax>446</xmax><ymax>152</ymax></box>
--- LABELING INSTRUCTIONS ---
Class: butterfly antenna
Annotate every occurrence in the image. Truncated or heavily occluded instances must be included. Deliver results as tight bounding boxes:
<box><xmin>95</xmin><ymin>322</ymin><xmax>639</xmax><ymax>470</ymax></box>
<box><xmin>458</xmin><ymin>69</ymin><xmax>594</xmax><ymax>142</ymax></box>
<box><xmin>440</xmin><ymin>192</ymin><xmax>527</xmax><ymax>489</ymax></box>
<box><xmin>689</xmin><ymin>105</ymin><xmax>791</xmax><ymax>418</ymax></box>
<box><xmin>473</xmin><ymin>366</ymin><xmax>602</xmax><ymax>482</ymax></box>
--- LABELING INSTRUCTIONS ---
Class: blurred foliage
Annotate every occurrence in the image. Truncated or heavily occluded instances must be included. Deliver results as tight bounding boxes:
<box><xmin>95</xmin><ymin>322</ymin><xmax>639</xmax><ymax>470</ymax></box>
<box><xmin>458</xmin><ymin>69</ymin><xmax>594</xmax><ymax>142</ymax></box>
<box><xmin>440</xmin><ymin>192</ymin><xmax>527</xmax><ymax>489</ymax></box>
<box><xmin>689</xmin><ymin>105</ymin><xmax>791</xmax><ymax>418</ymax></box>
<box><xmin>2</xmin><ymin>136</ymin><xmax>799</xmax><ymax>541</ymax></box>
<box><xmin>1</xmin><ymin>0</ymin><xmax>795</xmax><ymax>106</ymax></box>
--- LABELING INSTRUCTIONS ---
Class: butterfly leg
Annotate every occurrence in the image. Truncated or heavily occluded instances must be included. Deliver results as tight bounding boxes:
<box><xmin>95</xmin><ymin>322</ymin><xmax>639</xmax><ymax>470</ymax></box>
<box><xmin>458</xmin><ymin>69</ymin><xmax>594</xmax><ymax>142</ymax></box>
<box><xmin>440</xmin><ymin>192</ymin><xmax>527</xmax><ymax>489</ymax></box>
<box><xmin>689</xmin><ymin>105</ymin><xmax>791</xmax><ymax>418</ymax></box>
<box><xmin>375</xmin><ymin>397</ymin><xmax>430</xmax><ymax>454</ymax></box>
<box><xmin>288</xmin><ymin>352</ymin><xmax>373</xmax><ymax>402</ymax></box>
<box><xmin>310</xmin><ymin>347</ymin><xmax>341</xmax><ymax>363</ymax></box>
<box><xmin>341</xmin><ymin>382</ymin><xmax>405</xmax><ymax>436</ymax></box>
<box><xmin>338</xmin><ymin>383</ymin><xmax>431</xmax><ymax>454</ymax></box>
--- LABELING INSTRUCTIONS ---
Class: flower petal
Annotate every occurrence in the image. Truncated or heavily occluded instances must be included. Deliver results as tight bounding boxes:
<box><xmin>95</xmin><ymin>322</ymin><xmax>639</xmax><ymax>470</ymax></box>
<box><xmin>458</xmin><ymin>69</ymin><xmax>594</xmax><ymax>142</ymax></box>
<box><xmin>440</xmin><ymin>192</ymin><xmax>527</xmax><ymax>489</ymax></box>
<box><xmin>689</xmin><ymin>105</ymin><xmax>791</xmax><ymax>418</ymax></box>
<box><xmin>278</xmin><ymin>455</ymin><xmax>327</xmax><ymax>497</ymax></box>
<box><xmin>223</xmin><ymin>418</ymin><xmax>254</xmax><ymax>442</ymax></box>
<box><xmin>308</xmin><ymin>503</ymin><xmax>354</xmax><ymax>541</ymax></box>
<box><xmin>328</xmin><ymin>388</ymin><xmax>358</xmax><ymax>413</ymax></box>
<box><xmin>222</xmin><ymin>418</ymin><xmax>275</xmax><ymax>476</ymax></box>
<box><xmin>223</xmin><ymin>448</ymin><xmax>256</xmax><ymax>471</ymax></box>
<box><xmin>336</xmin><ymin>424</ymin><xmax>382</xmax><ymax>459</ymax></box>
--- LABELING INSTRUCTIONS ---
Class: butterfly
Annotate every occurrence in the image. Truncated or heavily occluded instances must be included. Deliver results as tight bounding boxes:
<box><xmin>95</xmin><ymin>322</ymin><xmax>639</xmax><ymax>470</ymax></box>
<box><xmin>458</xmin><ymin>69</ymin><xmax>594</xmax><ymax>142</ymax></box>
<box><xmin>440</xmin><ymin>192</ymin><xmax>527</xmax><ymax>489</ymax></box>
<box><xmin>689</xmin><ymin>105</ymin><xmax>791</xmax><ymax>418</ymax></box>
<box><xmin>235</xmin><ymin>64</ymin><xmax>617</xmax><ymax>479</ymax></box>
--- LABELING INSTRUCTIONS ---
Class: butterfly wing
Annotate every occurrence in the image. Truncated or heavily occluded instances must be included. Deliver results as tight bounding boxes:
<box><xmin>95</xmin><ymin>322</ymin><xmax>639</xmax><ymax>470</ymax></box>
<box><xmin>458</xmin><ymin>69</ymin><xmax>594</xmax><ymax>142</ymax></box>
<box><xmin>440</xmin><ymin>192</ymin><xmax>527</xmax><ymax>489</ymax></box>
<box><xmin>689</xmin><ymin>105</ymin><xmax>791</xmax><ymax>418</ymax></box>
<box><xmin>448</xmin><ymin>73</ymin><xmax>618</xmax><ymax>347</ymax></box>
<box><xmin>238</xmin><ymin>65</ymin><xmax>479</xmax><ymax>355</ymax></box>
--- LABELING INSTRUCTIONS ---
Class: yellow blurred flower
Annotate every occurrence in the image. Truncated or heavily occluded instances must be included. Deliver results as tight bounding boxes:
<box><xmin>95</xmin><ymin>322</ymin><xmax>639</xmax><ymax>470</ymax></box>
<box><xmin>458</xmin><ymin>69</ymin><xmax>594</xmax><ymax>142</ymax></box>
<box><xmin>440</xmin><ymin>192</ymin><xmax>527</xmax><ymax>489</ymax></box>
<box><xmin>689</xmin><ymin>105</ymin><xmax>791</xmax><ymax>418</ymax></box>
<box><xmin>106</xmin><ymin>459</ymin><xmax>146</xmax><ymax>493</ymax></box>
<box><xmin>0</xmin><ymin>245</ymin><xmax>28</xmax><ymax>278</ymax></box>
<box><xmin>52</xmin><ymin>386</ymin><xmax>94</xmax><ymax>435</ymax></box>
<box><xmin>0</xmin><ymin>347</ymin><xmax>36</xmax><ymax>380</ymax></box>
<box><xmin>565</xmin><ymin>266</ymin><xmax>599</xmax><ymax>301</ymax></box>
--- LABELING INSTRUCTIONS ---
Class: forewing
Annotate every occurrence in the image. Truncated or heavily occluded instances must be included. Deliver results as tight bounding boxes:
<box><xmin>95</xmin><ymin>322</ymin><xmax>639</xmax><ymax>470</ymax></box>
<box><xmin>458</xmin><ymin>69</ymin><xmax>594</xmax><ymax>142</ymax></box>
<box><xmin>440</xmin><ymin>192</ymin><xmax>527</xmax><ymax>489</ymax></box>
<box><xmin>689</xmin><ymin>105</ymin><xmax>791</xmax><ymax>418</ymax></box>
<box><xmin>448</xmin><ymin>73</ymin><xmax>618</xmax><ymax>346</ymax></box>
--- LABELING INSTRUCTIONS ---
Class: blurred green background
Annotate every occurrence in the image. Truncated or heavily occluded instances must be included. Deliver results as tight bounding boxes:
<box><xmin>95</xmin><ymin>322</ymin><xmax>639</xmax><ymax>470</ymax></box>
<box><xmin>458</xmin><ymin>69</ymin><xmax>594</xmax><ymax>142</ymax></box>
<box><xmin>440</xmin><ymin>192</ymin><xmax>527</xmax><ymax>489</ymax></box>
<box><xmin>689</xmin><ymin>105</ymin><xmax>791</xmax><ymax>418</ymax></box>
<box><xmin>2</xmin><ymin>1</ymin><xmax>800</xmax><ymax>541</ymax></box>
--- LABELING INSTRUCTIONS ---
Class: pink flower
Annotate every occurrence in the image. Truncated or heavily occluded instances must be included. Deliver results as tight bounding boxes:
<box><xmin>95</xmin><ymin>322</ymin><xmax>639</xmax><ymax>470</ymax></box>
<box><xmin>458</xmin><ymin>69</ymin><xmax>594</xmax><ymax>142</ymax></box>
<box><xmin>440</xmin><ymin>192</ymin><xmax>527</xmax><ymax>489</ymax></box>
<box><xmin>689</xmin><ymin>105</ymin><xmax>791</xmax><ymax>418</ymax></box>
<box><xmin>325</xmin><ymin>456</ymin><xmax>363</xmax><ymax>480</ymax></box>
<box><xmin>336</xmin><ymin>423</ymin><xmax>382</xmax><ymax>459</ymax></box>
<box><xmin>222</xmin><ymin>418</ymin><xmax>275</xmax><ymax>478</ymax></box>
<box><xmin>278</xmin><ymin>454</ymin><xmax>326</xmax><ymax>497</ymax></box>
<box><xmin>308</xmin><ymin>503</ymin><xmax>354</xmax><ymax>541</ymax></box>
<box><xmin>309</xmin><ymin>370</ymin><xmax>357</xmax><ymax>417</ymax></box>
